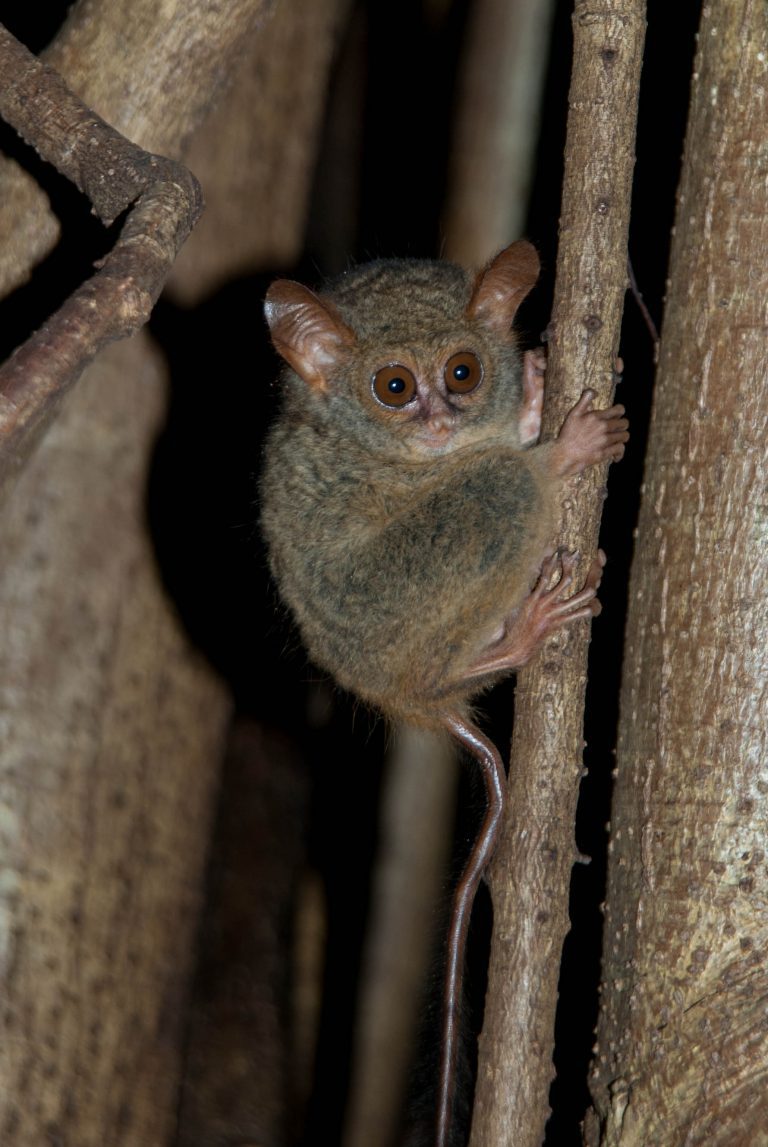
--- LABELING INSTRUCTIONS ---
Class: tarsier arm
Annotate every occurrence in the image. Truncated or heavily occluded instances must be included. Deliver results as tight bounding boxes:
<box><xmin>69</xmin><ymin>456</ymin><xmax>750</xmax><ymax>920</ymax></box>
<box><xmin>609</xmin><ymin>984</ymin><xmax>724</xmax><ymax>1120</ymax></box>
<box><xmin>448</xmin><ymin>387</ymin><xmax>626</xmax><ymax>687</ymax></box>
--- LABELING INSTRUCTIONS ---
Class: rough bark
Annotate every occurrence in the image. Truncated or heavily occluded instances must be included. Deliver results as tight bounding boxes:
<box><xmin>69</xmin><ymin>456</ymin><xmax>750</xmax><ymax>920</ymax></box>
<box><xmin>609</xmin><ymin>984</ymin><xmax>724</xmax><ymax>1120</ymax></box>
<box><xmin>0</xmin><ymin>336</ymin><xmax>230</xmax><ymax>1147</ymax></box>
<box><xmin>469</xmin><ymin>5</ymin><xmax>646</xmax><ymax>1146</ymax></box>
<box><xmin>587</xmin><ymin>4</ymin><xmax>768</xmax><ymax>1143</ymax></box>
<box><xmin>442</xmin><ymin>0</ymin><xmax>556</xmax><ymax>265</ymax></box>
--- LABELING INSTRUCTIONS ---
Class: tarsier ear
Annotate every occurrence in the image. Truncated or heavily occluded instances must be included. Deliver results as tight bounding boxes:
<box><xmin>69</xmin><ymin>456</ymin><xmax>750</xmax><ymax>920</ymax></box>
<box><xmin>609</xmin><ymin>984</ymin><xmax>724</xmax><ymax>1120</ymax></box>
<box><xmin>466</xmin><ymin>240</ymin><xmax>540</xmax><ymax>334</ymax></box>
<box><xmin>264</xmin><ymin>280</ymin><xmax>355</xmax><ymax>392</ymax></box>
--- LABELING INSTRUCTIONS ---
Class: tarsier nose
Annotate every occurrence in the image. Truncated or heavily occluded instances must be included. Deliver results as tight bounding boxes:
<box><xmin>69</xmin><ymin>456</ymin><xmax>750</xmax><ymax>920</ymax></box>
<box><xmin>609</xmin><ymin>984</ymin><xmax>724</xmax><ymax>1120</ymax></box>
<box><xmin>426</xmin><ymin>412</ymin><xmax>453</xmax><ymax>436</ymax></box>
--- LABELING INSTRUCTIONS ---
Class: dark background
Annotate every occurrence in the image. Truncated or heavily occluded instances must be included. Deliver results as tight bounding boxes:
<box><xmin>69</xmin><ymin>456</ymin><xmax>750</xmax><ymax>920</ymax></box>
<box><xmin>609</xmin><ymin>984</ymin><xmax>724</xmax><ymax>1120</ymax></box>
<box><xmin>0</xmin><ymin>2</ymin><xmax>701</xmax><ymax>1143</ymax></box>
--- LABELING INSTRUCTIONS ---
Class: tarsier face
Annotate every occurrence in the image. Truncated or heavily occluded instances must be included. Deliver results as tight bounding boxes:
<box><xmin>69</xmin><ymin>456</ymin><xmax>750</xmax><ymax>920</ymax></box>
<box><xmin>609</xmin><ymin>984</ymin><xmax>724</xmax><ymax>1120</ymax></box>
<box><xmin>366</xmin><ymin>347</ymin><xmax>487</xmax><ymax>452</ymax></box>
<box><xmin>264</xmin><ymin>240</ymin><xmax>542</xmax><ymax>456</ymax></box>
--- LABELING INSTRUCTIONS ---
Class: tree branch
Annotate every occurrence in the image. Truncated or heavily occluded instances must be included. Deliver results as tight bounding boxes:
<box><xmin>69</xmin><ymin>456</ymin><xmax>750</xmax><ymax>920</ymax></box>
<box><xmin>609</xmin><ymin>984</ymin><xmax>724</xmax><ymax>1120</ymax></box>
<box><xmin>0</xmin><ymin>24</ymin><xmax>203</xmax><ymax>500</ymax></box>
<box><xmin>469</xmin><ymin>5</ymin><xmax>646</xmax><ymax>1145</ymax></box>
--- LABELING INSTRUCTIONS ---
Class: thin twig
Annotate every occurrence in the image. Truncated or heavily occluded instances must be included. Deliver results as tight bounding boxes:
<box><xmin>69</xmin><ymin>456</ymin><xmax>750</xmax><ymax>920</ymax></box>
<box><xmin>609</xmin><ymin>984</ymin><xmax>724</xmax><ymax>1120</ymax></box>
<box><xmin>627</xmin><ymin>254</ymin><xmax>660</xmax><ymax>358</ymax></box>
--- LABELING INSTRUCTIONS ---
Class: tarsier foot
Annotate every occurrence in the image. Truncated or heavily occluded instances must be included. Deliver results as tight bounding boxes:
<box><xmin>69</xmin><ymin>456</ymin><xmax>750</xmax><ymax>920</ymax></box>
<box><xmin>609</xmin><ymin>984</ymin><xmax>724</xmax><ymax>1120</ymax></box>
<box><xmin>461</xmin><ymin>549</ymin><xmax>606</xmax><ymax>681</ymax></box>
<box><xmin>552</xmin><ymin>389</ymin><xmax>629</xmax><ymax>477</ymax></box>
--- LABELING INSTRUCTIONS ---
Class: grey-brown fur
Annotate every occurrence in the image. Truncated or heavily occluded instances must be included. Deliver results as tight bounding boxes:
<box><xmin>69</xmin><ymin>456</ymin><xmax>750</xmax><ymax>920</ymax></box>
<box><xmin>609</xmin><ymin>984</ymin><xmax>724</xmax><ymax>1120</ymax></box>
<box><xmin>260</xmin><ymin>245</ymin><xmax>554</xmax><ymax>723</ymax></box>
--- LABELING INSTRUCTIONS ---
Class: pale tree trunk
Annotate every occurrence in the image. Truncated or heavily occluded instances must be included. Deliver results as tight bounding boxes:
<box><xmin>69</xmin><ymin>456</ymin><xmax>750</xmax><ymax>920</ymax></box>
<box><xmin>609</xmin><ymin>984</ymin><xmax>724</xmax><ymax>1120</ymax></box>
<box><xmin>0</xmin><ymin>334</ymin><xmax>229</xmax><ymax>1147</ymax></box>
<box><xmin>343</xmin><ymin>726</ymin><xmax>458</xmax><ymax>1147</ymax></box>
<box><xmin>469</xmin><ymin>4</ymin><xmax>646</xmax><ymax>1145</ymax></box>
<box><xmin>586</xmin><ymin>3</ymin><xmax>768</xmax><ymax>1142</ymax></box>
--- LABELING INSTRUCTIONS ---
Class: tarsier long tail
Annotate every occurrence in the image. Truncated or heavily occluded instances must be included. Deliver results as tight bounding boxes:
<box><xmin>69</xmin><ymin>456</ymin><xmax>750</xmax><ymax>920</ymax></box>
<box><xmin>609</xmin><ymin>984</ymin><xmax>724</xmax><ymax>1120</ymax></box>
<box><xmin>436</xmin><ymin>715</ymin><xmax>506</xmax><ymax>1147</ymax></box>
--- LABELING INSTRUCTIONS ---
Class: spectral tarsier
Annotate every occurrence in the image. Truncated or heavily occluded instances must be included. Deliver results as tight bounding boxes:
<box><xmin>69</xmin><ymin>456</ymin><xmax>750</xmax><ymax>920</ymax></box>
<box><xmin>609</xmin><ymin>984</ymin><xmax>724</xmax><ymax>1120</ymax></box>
<box><xmin>260</xmin><ymin>240</ymin><xmax>628</xmax><ymax>1146</ymax></box>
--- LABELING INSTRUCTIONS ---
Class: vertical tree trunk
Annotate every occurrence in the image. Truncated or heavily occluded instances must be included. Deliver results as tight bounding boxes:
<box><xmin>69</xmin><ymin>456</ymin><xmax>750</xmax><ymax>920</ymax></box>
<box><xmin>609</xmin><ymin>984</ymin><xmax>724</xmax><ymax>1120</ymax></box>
<box><xmin>587</xmin><ymin>3</ymin><xmax>768</xmax><ymax>1143</ymax></box>
<box><xmin>343</xmin><ymin>726</ymin><xmax>458</xmax><ymax>1147</ymax></box>
<box><xmin>469</xmin><ymin>4</ymin><xmax>646</xmax><ymax>1145</ymax></box>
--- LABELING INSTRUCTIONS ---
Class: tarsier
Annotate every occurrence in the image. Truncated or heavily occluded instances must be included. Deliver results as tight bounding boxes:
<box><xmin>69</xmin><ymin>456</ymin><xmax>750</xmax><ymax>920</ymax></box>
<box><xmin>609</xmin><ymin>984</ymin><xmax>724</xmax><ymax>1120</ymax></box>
<box><xmin>260</xmin><ymin>241</ymin><xmax>628</xmax><ymax>1145</ymax></box>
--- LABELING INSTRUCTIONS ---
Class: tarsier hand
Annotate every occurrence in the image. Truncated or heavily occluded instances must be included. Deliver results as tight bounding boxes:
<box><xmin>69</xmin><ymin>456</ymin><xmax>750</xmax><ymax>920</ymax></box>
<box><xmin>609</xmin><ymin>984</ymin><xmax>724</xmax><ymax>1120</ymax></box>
<box><xmin>552</xmin><ymin>388</ymin><xmax>629</xmax><ymax>477</ymax></box>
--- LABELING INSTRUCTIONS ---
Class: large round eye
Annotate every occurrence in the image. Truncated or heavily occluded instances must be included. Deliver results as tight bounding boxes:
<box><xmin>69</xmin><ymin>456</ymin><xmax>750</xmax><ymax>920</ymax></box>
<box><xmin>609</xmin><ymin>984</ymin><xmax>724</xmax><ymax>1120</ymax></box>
<box><xmin>372</xmin><ymin>363</ymin><xmax>417</xmax><ymax>408</ymax></box>
<box><xmin>445</xmin><ymin>351</ymin><xmax>483</xmax><ymax>394</ymax></box>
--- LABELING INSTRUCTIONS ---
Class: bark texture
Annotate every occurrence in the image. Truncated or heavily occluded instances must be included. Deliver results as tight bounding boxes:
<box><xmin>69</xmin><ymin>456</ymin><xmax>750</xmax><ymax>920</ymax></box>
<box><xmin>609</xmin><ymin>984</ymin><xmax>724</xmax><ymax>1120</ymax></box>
<box><xmin>587</xmin><ymin>4</ymin><xmax>768</xmax><ymax>1143</ymax></box>
<box><xmin>0</xmin><ymin>336</ymin><xmax>229</xmax><ymax>1146</ymax></box>
<box><xmin>469</xmin><ymin>5</ymin><xmax>646</xmax><ymax>1146</ymax></box>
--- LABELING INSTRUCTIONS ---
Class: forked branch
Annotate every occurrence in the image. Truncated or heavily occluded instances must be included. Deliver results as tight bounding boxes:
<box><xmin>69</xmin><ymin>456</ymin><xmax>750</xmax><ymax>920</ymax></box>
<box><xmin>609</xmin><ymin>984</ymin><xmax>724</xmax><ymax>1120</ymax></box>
<box><xmin>0</xmin><ymin>24</ymin><xmax>203</xmax><ymax>500</ymax></box>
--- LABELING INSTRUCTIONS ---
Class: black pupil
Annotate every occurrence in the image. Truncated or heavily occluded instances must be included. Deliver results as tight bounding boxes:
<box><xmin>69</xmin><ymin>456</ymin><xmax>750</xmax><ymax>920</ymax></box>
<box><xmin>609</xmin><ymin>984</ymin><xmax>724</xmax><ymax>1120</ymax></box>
<box><xmin>453</xmin><ymin>364</ymin><xmax>470</xmax><ymax>381</ymax></box>
<box><xmin>388</xmin><ymin>377</ymin><xmax>406</xmax><ymax>393</ymax></box>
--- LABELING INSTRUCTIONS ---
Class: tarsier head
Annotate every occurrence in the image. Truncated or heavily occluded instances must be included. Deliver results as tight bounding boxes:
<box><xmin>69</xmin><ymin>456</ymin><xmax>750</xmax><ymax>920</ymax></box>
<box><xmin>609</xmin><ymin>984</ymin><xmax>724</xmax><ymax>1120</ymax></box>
<box><xmin>264</xmin><ymin>240</ymin><xmax>541</xmax><ymax>457</ymax></box>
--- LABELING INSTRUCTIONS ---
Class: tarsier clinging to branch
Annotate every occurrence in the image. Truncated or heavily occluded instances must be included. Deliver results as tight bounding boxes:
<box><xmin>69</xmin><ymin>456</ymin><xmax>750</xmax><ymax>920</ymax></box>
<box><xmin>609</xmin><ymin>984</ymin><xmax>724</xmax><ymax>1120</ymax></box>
<box><xmin>260</xmin><ymin>240</ymin><xmax>628</xmax><ymax>1146</ymax></box>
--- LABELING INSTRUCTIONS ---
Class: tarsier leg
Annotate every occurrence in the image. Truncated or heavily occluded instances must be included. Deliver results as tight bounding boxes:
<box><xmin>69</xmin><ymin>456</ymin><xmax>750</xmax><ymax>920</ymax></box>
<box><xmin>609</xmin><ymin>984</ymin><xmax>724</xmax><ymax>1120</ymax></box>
<box><xmin>436</xmin><ymin>715</ymin><xmax>506</xmax><ymax>1147</ymax></box>
<box><xmin>461</xmin><ymin>549</ymin><xmax>605</xmax><ymax>681</ymax></box>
